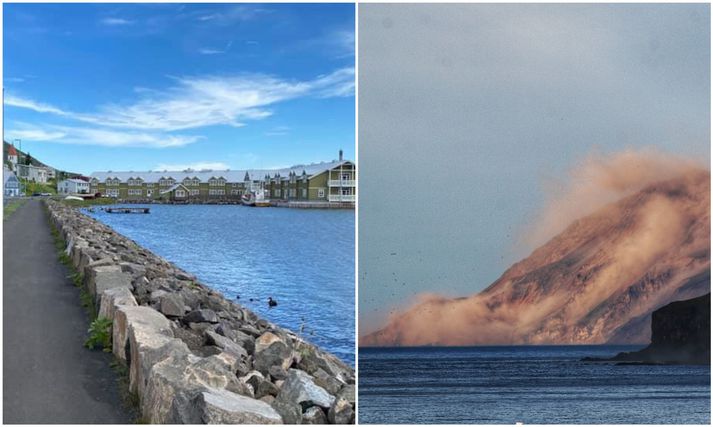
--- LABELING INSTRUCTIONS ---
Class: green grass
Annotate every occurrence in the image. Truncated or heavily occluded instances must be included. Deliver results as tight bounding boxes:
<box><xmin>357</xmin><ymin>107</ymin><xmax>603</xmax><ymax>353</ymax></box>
<box><xmin>85</xmin><ymin>317</ymin><xmax>113</xmax><ymax>352</ymax></box>
<box><xmin>21</xmin><ymin>179</ymin><xmax>57</xmax><ymax>195</ymax></box>
<box><xmin>46</xmin><ymin>207</ymin><xmax>95</xmax><ymax>318</ymax></box>
<box><xmin>3</xmin><ymin>198</ymin><xmax>26</xmax><ymax>220</ymax></box>
<box><xmin>110</xmin><ymin>359</ymin><xmax>143</xmax><ymax>423</ymax></box>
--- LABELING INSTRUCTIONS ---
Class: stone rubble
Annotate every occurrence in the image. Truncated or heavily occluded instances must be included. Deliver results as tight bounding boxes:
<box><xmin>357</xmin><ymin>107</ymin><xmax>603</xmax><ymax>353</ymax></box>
<box><xmin>46</xmin><ymin>200</ymin><xmax>355</xmax><ymax>424</ymax></box>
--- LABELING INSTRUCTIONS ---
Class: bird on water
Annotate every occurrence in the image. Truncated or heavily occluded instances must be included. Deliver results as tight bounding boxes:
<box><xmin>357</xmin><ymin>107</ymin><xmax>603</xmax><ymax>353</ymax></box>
<box><xmin>268</xmin><ymin>297</ymin><xmax>278</xmax><ymax>307</ymax></box>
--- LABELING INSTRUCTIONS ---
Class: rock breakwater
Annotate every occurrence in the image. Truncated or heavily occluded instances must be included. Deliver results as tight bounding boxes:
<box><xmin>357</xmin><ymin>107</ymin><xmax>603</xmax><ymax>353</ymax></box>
<box><xmin>46</xmin><ymin>200</ymin><xmax>355</xmax><ymax>424</ymax></box>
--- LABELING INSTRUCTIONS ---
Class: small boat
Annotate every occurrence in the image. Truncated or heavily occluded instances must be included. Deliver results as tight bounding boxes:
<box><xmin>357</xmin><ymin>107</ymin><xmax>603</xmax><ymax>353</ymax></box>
<box><xmin>241</xmin><ymin>189</ymin><xmax>271</xmax><ymax>207</ymax></box>
<box><xmin>64</xmin><ymin>195</ymin><xmax>84</xmax><ymax>201</ymax></box>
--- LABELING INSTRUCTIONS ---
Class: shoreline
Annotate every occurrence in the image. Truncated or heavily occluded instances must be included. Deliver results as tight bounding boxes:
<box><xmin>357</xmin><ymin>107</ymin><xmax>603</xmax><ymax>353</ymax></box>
<box><xmin>46</xmin><ymin>199</ymin><xmax>355</xmax><ymax>423</ymax></box>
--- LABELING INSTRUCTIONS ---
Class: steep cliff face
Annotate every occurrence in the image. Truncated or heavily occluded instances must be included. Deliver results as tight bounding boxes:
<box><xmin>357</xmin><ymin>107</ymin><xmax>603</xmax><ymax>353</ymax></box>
<box><xmin>362</xmin><ymin>169</ymin><xmax>710</xmax><ymax>346</ymax></box>
<box><xmin>605</xmin><ymin>293</ymin><xmax>710</xmax><ymax>364</ymax></box>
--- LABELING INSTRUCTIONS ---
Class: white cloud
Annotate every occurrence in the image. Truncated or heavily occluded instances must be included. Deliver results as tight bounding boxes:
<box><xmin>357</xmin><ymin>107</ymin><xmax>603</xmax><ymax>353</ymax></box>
<box><xmin>5</xmin><ymin>77</ymin><xmax>25</xmax><ymax>83</ymax></box>
<box><xmin>198</xmin><ymin>48</ymin><xmax>224</xmax><ymax>55</ymax></box>
<box><xmin>265</xmin><ymin>126</ymin><xmax>290</xmax><ymax>136</ymax></box>
<box><xmin>4</xmin><ymin>68</ymin><xmax>354</xmax><ymax>133</ymax></box>
<box><xmin>6</xmin><ymin>123</ymin><xmax>200</xmax><ymax>148</ymax></box>
<box><xmin>154</xmin><ymin>161</ymin><xmax>231</xmax><ymax>171</ymax></box>
<box><xmin>101</xmin><ymin>18</ymin><xmax>134</xmax><ymax>26</ymax></box>
<box><xmin>5</xmin><ymin>94</ymin><xmax>71</xmax><ymax>116</ymax></box>
<box><xmin>4</xmin><ymin>68</ymin><xmax>353</xmax><ymax>150</ymax></box>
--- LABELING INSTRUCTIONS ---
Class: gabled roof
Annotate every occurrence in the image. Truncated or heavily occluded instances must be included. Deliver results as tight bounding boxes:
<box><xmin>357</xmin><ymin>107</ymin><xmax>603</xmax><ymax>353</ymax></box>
<box><xmin>7</xmin><ymin>145</ymin><xmax>17</xmax><ymax>156</ymax></box>
<box><xmin>159</xmin><ymin>183</ymin><xmax>189</xmax><ymax>195</ymax></box>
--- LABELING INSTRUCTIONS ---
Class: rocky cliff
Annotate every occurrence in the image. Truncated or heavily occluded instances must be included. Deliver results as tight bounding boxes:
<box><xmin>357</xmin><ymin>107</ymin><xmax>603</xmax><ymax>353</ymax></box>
<box><xmin>592</xmin><ymin>293</ymin><xmax>710</xmax><ymax>364</ymax></box>
<box><xmin>46</xmin><ymin>200</ymin><xmax>354</xmax><ymax>424</ymax></box>
<box><xmin>362</xmin><ymin>169</ymin><xmax>710</xmax><ymax>346</ymax></box>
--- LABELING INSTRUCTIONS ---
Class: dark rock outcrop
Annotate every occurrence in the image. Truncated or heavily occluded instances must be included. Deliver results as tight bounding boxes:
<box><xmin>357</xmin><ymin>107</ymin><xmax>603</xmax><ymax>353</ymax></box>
<box><xmin>585</xmin><ymin>293</ymin><xmax>710</xmax><ymax>365</ymax></box>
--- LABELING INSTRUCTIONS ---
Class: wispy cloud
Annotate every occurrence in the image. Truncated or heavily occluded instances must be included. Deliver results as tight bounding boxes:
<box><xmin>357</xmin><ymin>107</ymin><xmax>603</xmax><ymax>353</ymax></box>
<box><xmin>198</xmin><ymin>40</ymin><xmax>233</xmax><ymax>55</ymax></box>
<box><xmin>5</xmin><ymin>77</ymin><xmax>25</xmax><ymax>83</ymax></box>
<box><xmin>154</xmin><ymin>161</ymin><xmax>231</xmax><ymax>171</ymax></box>
<box><xmin>198</xmin><ymin>48</ymin><xmax>225</xmax><ymax>55</ymax></box>
<box><xmin>5</xmin><ymin>94</ymin><xmax>72</xmax><ymax>116</ymax></box>
<box><xmin>265</xmin><ymin>126</ymin><xmax>290</xmax><ymax>137</ymax></box>
<box><xmin>101</xmin><ymin>17</ymin><xmax>134</xmax><ymax>26</ymax></box>
<box><xmin>195</xmin><ymin>5</ymin><xmax>270</xmax><ymax>25</ymax></box>
<box><xmin>6</xmin><ymin>122</ymin><xmax>200</xmax><ymax>148</ymax></box>
<box><xmin>5</xmin><ymin>68</ymin><xmax>354</xmax><ymax>133</ymax></box>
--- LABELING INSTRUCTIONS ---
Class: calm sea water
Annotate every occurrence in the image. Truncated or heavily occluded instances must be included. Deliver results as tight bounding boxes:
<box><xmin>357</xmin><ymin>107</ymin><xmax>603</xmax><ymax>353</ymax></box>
<box><xmin>86</xmin><ymin>204</ymin><xmax>354</xmax><ymax>364</ymax></box>
<box><xmin>359</xmin><ymin>346</ymin><xmax>711</xmax><ymax>424</ymax></box>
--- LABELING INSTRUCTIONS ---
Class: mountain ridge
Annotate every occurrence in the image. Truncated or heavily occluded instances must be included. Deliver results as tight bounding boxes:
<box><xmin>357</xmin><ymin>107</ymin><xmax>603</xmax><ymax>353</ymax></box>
<box><xmin>362</xmin><ymin>168</ymin><xmax>710</xmax><ymax>346</ymax></box>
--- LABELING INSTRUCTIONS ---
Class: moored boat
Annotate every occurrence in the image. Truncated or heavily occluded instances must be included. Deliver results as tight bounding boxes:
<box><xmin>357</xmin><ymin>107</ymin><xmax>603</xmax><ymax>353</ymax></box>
<box><xmin>241</xmin><ymin>189</ymin><xmax>271</xmax><ymax>207</ymax></box>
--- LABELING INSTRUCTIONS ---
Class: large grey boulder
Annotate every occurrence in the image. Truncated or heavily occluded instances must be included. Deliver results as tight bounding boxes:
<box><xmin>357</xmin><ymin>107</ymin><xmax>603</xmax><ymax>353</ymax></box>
<box><xmin>328</xmin><ymin>398</ymin><xmax>354</xmax><ymax>424</ymax></box>
<box><xmin>303</xmin><ymin>406</ymin><xmax>328</xmax><ymax>424</ymax></box>
<box><xmin>190</xmin><ymin>388</ymin><xmax>283</xmax><ymax>424</ymax></box>
<box><xmin>85</xmin><ymin>264</ymin><xmax>132</xmax><ymax>306</ymax></box>
<box><xmin>254</xmin><ymin>332</ymin><xmax>293</xmax><ymax>374</ymax></box>
<box><xmin>277</xmin><ymin>369</ymin><xmax>335</xmax><ymax>410</ymax></box>
<box><xmin>98</xmin><ymin>286</ymin><xmax>137</xmax><ymax>323</ymax></box>
<box><xmin>271</xmin><ymin>398</ymin><xmax>302</xmax><ymax>424</ymax></box>
<box><xmin>188</xmin><ymin>355</ymin><xmax>253</xmax><ymax>397</ymax></box>
<box><xmin>205</xmin><ymin>330</ymin><xmax>248</xmax><ymax>359</ymax></box>
<box><xmin>122</xmin><ymin>306</ymin><xmax>179</xmax><ymax>395</ymax></box>
<box><xmin>159</xmin><ymin>293</ymin><xmax>186</xmax><ymax>317</ymax></box>
<box><xmin>183</xmin><ymin>309</ymin><xmax>220</xmax><ymax>324</ymax></box>
<box><xmin>142</xmin><ymin>352</ymin><xmax>199</xmax><ymax>423</ymax></box>
<box><xmin>313</xmin><ymin>368</ymin><xmax>343</xmax><ymax>395</ymax></box>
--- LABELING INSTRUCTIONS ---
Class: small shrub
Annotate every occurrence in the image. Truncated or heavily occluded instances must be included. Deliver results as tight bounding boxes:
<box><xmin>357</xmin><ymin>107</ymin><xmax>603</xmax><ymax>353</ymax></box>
<box><xmin>85</xmin><ymin>317</ymin><xmax>113</xmax><ymax>352</ymax></box>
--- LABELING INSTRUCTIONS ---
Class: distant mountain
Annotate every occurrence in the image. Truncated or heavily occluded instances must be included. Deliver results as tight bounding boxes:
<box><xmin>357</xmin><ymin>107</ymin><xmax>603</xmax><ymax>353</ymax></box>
<box><xmin>362</xmin><ymin>169</ymin><xmax>710</xmax><ymax>346</ymax></box>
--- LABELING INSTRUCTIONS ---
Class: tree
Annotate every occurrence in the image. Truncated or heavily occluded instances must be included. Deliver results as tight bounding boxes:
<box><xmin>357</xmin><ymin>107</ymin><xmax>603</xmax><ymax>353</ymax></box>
<box><xmin>24</xmin><ymin>152</ymin><xmax>32</xmax><ymax>165</ymax></box>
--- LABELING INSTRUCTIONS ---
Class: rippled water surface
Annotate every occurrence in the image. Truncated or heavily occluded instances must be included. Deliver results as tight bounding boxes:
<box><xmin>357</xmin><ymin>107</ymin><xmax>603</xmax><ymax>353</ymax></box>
<box><xmin>87</xmin><ymin>204</ymin><xmax>354</xmax><ymax>364</ymax></box>
<box><xmin>359</xmin><ymin>346</ymin><xmax>710</xmax><ymax>424</ymax></box>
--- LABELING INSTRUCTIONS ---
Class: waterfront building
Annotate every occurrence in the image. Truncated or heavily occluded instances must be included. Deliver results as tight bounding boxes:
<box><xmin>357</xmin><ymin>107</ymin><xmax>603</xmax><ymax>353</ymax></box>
<box><xmin>4</xmin><ymin>166</ymin><xmax>21</xmax><ymax>197</ymax></box>
<box><xmin>16</xmin><ymin>164</ymin><xmax>49</xmax><ymax>183</ymax></box>
<box><xmin>89</xmin><ymin>154</ymin><xmax>356</xmax><ymax>206</ymax></box>
<box><xmin>57</xmin><ymin>178</ymin><xmax>90</xmax><ymax>195</ymax></box>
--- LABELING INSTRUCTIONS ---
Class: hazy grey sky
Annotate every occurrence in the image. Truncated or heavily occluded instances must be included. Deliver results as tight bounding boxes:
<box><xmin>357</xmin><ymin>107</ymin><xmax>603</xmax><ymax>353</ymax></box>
<box><xmin>358</xmin><ymin>3</ymin><xmax>710</xmax><ymax>334</ymax></box>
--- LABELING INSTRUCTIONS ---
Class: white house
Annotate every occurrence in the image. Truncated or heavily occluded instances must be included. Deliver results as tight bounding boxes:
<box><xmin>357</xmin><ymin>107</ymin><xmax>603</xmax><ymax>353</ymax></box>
<box><xmin>4</xmin><ymin>166</ymin><xmax>21</xmax><ymax>197</ymax></box>
<box><xmin>57</xmin><ymin>178</ymin><xmax>90</xmax><ymax>194</ymax></box>
<box><xmin>43</xmin><ymin>167</ymin><xmax>57</xmax><ymax>179</ymax></box>
<box><xmin>16</xmin><ymin>164</ymin><xmax>49</xmax><ymax>183</ymax></box>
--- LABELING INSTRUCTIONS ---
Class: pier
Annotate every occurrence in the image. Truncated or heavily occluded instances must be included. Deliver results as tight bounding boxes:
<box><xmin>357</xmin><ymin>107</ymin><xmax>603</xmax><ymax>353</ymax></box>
<box><xmin>104</xmin><ymin>207</ymin><xmax>150</xmax><ymax>214</ymax></box>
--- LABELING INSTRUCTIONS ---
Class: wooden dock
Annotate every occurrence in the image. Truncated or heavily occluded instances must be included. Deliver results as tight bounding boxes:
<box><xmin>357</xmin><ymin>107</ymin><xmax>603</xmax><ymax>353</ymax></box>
<box><xmin>104</xmin><ymin>207</ymin><xmax>150</xmax><ymax>214</ymax></box>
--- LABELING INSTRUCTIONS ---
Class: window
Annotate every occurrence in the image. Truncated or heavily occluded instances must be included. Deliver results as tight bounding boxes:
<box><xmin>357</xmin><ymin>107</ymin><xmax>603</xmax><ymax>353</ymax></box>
<box><xmin>318</xmin><ymin>189</ymin><xmax>325</xmax><ymax>198</ymax></box>
<box><xmin>159</xmin><ymin>178</ymin><xmax>175</xmax><ymax>186</ymax></box>
<box><xmin>175</xmin><ymin>189</ymin><xmax>186</xmax><ymax>197</ymax></box>
<box><xmin>128</xmin><ymin>189</ymin><xmax>143</xmax><ymax>196</ymax></box>
<box><xmin>189</xmin><ymin>189</ymin><xmax>200</xmax><ymax>196</ymax></box>
<box><xmin>275</xmin><ymin>189</ymin><xmax>281</xmax><ymax>197</ymax></box>
<box><xmin>265</xmin><ymin>190</ymin><xmax>270</xmax><ymax>197</ymax></box>
<box><xmin>289</xmin><ymin>188</ymin><xmax>296</xmax><ymax>197</ymax></box>
<box><xmin>209</xmin><ymin>189</ymin><xmax>225</xmax><ymax>196</ymax></box>
<box><xmin>301</xmin><ymin>188</ymin><xmax>307</xmax><ymax>198</ymax></box>
<box><xmin>341</xmin><ymin>173</ymin><xmax>351</xmax><ymax>181</ymax></box>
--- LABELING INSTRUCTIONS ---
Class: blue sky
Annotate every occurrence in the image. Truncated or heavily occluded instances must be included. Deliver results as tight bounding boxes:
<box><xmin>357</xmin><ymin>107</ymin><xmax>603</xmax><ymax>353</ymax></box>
<box><xmin>3</xmin><ymin>3</ymin><xmax>355</xmax><ymax>174</ymax></box>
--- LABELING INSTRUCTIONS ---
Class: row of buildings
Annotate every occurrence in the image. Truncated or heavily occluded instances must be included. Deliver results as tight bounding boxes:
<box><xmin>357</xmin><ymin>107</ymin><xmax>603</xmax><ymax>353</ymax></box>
<box><xmin>5</xmin><ymin>144</ymin><xmax>56</xmax><ymax>183</ymax></box>
<box><xmin>83</xmin><ymin>153</ymin><xmax>356</xmax><ymax>206</ymax></box>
